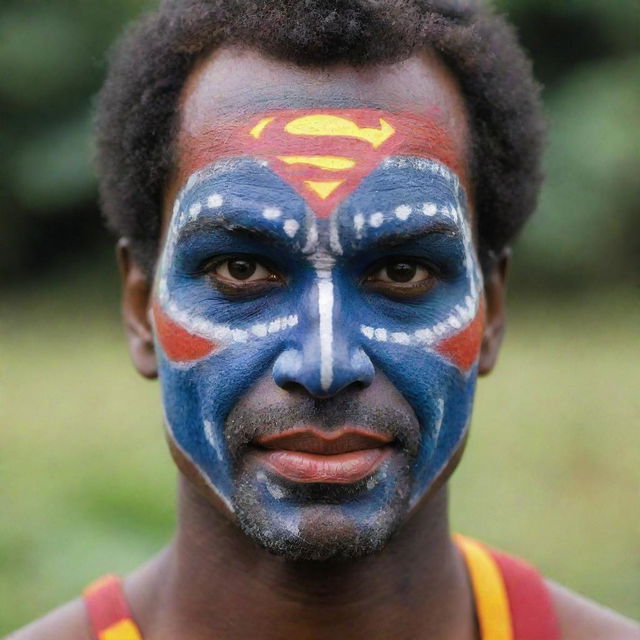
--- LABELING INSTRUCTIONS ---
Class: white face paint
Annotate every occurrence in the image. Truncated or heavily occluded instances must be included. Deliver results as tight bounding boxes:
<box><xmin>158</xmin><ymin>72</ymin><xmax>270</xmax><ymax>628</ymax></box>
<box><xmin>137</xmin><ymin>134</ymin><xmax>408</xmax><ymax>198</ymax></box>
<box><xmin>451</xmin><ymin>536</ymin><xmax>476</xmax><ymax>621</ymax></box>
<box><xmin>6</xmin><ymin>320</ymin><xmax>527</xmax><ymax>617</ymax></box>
<box><xmin>316</xmin><ymin>271</ymin><xmax>335</xmax><ymax>392</ymax></box>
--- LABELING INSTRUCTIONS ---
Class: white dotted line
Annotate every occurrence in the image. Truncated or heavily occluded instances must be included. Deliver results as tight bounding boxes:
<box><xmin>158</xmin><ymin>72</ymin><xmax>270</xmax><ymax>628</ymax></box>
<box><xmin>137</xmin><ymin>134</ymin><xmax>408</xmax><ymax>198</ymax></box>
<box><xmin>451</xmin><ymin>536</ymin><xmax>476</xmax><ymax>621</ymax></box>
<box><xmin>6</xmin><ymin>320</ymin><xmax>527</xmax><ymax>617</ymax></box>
<box><xmin>369</xmin><ymin>212</ymin><xmax>384</xmax><ymax>227</ymax></box>
<box><xmin>188</xmin><ymin>202</ymin><xmax>202</xmax><ymax>220</ymax></box>
<box><xmin>353</xmin><ymin>201</ymin><xmax>463</xmax><ymax>236</ymax></box>
<box><xmin>166</xmin><ymin>302</ymin><xmax>298</xmax><ymax>346</ymax></box>
<box><xmin>374</xmin><ymin>327</ymin><xmax>387</xmax><ymax>341</ymax></box>
<box><xmin>208</xmin><ymin>194</ymin><xmax>223</xmax><ymax>208</ymax></box>
<box><xmin>360</xmin><ymin>295</ymin><xmax>477</xmax><ymax>348</ymax></box>
<box><xmin>262</xmin><ymin>206</ymin><xmax>281</xmax><ymax>220</ymax></box>
<box><xmin>177</xmin><ymin>195</ymin><xmax>305</xmax><ymax>241</ymax></box>
<box><xmin>422</xmin><ymin>202</ymin><xmax>437</xmax><ymax>216</ymax></box>
<box><xmin>183</xmin><ymin>194</ymin><xmax>226</xmax><ymax>224</ymax></box>
<box><xmin>283</xmin><ymin>219</ymin><xmax>300</xmax><ymax>238</ymax></box>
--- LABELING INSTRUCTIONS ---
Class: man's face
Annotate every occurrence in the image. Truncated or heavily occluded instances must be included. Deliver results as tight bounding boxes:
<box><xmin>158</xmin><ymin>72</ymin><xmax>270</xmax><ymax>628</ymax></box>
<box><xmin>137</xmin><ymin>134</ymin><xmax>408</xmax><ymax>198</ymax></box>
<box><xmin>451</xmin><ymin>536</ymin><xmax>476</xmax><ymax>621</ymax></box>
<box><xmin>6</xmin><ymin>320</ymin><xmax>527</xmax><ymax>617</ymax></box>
<box><xmin>151</xmin><ymin>49</ymin><xmax>485</xmax><ymax>559</ymax></box>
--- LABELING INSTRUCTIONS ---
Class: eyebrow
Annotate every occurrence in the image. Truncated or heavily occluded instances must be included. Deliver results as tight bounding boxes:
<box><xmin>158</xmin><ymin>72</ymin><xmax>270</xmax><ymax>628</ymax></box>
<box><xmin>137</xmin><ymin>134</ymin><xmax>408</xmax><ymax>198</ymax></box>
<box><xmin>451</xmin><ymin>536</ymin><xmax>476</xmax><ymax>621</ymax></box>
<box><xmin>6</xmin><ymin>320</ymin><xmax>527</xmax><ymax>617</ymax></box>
<box><xmin>364</xmin><ymin>221</ymin><xmax>463</xmax><ymax>251</ymax></box>
<box><xmin>176</xmin><ymin>216</ymin><xmax>294</xmax><ymax>250</ymax></box>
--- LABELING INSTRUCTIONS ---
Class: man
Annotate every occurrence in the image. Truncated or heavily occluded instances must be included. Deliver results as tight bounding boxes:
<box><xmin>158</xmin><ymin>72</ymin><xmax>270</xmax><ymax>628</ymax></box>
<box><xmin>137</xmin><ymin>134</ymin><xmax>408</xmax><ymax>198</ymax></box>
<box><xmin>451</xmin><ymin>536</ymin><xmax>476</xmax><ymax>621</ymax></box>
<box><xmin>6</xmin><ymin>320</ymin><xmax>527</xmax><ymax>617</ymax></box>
<box><xmin>9</xmin><ymin>0</ymin><xmax>638</xmax><ymax>638</ymax></box>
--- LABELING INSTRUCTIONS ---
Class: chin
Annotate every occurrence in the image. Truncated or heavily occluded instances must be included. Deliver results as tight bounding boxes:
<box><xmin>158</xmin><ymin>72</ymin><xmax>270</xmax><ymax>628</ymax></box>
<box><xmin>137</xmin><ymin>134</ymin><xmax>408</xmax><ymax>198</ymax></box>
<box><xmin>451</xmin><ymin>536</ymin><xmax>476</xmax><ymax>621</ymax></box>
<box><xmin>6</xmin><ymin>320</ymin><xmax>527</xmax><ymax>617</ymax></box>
<box><xmin>231</xmin><ymin>455</ymin><xmax>413</xmax><ymax>561</ymax></box>
<box><xmin>235</xmin><ymin>501</ymin><xmax>405</xmax><ymax>562</ymax></box>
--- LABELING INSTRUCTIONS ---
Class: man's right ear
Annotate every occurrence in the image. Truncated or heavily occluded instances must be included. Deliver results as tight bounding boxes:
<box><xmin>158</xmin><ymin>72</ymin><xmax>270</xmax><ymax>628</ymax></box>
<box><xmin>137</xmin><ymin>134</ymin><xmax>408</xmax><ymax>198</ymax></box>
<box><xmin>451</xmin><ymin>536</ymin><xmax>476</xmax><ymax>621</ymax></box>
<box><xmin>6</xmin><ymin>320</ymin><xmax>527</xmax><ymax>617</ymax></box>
<box><xmin>117</xmin><ymin>238</ymin><xmax>158</xmax><ymax>379</ymax></box>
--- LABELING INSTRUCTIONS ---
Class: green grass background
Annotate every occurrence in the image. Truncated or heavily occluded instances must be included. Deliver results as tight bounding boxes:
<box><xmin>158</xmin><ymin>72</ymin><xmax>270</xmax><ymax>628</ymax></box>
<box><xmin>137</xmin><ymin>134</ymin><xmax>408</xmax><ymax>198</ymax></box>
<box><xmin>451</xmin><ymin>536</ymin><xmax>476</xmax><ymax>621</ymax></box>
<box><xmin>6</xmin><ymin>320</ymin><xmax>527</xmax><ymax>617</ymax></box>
<box><xmin>1</xmin><ymin>267</ymin><xmax>638</xmax><ymax>633</ymax></box>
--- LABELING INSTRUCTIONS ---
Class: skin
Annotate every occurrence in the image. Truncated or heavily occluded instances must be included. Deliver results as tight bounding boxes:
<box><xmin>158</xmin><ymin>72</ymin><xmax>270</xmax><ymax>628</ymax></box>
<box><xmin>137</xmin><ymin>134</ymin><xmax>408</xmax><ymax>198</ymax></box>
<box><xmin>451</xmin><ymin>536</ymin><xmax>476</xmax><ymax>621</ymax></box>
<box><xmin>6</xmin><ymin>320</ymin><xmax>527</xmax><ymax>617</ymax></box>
<box><xmin>8</xmin><ymin>48</ymin><xmax>639</xmax><ymax>640</ymax></box>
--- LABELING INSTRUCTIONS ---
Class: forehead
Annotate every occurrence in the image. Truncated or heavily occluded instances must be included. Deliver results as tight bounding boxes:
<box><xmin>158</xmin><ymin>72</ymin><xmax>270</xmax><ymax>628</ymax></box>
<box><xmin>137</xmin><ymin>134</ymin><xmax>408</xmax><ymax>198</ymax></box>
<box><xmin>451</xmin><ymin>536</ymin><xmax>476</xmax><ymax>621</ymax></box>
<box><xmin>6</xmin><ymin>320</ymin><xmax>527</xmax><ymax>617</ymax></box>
<box><xmin>169</xmin><ymin>47</ymin><xmax>470</xmax><ymax>197</ymax></box>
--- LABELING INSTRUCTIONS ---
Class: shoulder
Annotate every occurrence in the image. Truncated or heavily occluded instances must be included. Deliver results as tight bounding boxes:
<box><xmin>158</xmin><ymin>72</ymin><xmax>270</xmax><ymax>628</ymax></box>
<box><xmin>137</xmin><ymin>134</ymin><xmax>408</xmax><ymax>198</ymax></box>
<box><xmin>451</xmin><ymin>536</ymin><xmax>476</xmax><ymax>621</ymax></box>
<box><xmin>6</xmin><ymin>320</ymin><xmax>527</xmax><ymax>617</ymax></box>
<box><xmin>546</xmin><ymin>580</ymin><xmax>640</xmax><ymax>640</ymax></box>
<box><xmin>4</xmin><ymin>598</ymin><xmax>92</xmax><ymax>640</ymax></box>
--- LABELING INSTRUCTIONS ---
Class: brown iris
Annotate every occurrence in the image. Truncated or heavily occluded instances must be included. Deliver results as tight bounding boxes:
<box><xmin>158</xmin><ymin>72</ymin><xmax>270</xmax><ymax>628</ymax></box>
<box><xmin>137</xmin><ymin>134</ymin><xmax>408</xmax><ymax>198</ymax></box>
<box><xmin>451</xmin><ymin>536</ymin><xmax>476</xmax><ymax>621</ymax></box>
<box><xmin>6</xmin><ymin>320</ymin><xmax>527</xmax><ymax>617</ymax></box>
<box><xmin>226</xmin><ymin>258</ymin><xmax>258</xmax><ymax>280</ymax></box>
<box><xmin>384</xmin><ymin>260</ymin><xmax>418</xmax><ymax>283</ymax></box>
<box><xmin>365</xmin><ymin>258</ymin><xmax>435</xmax><ymax>299</ymax></box>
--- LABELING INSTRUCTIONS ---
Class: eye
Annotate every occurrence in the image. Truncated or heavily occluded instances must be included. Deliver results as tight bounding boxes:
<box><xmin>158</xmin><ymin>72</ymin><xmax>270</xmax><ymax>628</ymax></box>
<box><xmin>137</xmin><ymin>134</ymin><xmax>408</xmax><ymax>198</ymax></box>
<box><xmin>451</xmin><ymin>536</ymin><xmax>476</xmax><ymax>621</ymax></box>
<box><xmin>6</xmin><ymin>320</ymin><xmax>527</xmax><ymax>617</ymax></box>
<box><xmin>365</xmin><ymin>258</ymin><xmax>436</xmax><ymax>298</ymax></box>
<box><xmin>210</xmin><ymin>257</ymin><xmax>280</xmax><ymax>286</ymax></box>
<box><xmin>373</xmin><ymin>260</ymin><xmax>430</xmax><ymax>284</ymax></box>
<box><xmin>213</xmin><ymin>257</ymin><xmax>274</xmax><ymax>283</ymax></box>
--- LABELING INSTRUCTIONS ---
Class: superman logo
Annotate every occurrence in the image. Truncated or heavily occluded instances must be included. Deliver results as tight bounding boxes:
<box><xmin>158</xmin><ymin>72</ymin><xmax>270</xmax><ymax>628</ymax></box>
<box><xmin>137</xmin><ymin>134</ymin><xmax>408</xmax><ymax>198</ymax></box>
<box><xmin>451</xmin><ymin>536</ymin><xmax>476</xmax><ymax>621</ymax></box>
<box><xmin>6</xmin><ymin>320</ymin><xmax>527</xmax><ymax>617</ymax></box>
<box><xmin>241</xmin><ymin>109</ymin><xmax>404</xmax><ymax>217</ymax></box>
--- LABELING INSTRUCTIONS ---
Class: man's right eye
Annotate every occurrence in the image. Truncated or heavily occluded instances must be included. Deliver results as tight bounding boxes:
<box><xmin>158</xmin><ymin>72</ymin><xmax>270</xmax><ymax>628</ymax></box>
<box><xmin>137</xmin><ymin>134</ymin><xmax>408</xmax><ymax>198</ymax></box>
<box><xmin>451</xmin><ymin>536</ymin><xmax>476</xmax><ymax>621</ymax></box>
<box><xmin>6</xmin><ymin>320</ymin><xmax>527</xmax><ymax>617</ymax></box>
<box><xmin>204</xmin><ymin>256</ymin><xmax>283</xmax><ymax>295</ymax></box>
<box><xmin>213</xmin><ymin>258</ymin><xmax>276</xmax><ymax>283</ymax></box>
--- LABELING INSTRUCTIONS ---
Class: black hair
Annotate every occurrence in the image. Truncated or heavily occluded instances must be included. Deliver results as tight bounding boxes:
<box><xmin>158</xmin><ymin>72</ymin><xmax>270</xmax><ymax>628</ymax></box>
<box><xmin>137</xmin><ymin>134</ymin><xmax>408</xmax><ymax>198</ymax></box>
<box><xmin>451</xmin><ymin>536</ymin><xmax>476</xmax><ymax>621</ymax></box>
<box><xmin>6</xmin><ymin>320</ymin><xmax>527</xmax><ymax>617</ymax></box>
<box><xmin>95</xmin><ymin>0</ymin><xmax>545</xmax><ymax>275</ymax></box>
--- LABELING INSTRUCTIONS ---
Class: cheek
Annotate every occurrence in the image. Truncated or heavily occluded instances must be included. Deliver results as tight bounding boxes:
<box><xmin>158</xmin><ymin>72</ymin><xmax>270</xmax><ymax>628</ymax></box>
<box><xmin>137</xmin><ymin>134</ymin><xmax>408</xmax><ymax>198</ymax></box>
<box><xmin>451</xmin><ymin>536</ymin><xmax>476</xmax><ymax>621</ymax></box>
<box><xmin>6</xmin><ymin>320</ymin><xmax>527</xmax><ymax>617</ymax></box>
<box><xmin>435</xmin><ymin>297</ymin><xmax>485</xmax><ymax>371</ymax></box>
<box><xmin>155</xmin><ymin>337</ymin><xmax>283</xmax><ymax>503</ymax></box>
<box><xmin>152</xmin><ymin>299</ymin><xmax>218</xmax><ymax>362</ymax></box>
<box><xmin>361</xmin><ymin>331</ymin><xmax>481</xmax><ymax>503</ymax></box>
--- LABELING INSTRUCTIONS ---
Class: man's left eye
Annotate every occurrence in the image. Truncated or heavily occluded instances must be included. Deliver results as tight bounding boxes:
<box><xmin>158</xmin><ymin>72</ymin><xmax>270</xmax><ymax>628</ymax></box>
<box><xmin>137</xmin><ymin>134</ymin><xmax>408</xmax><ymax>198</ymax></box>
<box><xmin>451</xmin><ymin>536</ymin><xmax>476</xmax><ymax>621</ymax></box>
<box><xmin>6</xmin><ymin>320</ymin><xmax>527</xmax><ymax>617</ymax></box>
<box><xmin>212</xmin><ymin>258</ymin><xmax>276</xmax><ymax>283</ymax></box>
<box><xmin>372</xmin><ymin>260</ymin><xmax>430</xmax><ymax>284</ymax></box>
<box><xmin>364</xmin><ymin>258</ymin><xmax>437</xmax><ymax>298</ymax></box>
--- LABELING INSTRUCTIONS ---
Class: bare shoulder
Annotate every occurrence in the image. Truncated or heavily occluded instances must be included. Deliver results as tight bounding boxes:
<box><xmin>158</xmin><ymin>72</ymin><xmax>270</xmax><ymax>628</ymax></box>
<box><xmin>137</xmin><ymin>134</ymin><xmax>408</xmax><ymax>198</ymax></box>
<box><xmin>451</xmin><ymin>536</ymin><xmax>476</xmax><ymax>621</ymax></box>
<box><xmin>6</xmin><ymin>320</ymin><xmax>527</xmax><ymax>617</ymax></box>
<box><xmin>4</xmin><ymin>598</ymin><xmax>91</xmax><ymax>640</ymax></box>
<box><xmin>547</xmin><ymin>580</ymin><xmax>640</xmax><ymax>640</ymax></box>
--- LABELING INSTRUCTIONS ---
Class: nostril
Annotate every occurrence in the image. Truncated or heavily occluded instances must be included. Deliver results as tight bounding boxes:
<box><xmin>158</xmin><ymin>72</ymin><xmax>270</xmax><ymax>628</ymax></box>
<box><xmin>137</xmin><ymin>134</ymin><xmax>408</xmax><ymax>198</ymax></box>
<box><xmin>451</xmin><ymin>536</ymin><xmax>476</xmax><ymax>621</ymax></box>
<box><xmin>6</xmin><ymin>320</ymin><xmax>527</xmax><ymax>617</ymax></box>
<box><xmin>351</xmin><ymin>379</ymin><xmax>372</xmax><ymax>391</ymax></box>
<box><xmin>278</xmin><ymin>380</ymin><xmax>309</xmax><ymax>395</ymax></box>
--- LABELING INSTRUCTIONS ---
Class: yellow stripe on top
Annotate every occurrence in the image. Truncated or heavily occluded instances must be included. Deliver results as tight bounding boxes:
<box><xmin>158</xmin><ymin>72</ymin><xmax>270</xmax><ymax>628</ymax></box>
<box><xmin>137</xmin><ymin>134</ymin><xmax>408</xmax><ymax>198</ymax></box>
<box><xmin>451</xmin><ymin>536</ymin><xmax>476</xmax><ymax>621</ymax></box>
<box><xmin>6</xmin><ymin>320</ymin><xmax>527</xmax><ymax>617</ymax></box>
<box><xmin>454</xmin><ymin>534</ymin><xmax>514</xmax><ymax>640</ymax></box>
<box><xmin>284</xmin><ymin>114</ymin><xmax>395</xmax><ymax>148</ymax></box>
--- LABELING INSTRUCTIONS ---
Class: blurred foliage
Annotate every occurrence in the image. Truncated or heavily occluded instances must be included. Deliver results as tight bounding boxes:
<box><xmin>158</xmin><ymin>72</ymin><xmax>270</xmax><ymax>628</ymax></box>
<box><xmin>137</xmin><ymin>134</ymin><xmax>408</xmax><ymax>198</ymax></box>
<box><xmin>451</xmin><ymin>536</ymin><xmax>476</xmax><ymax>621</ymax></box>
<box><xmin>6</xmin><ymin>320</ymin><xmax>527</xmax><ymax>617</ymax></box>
<box><xmin>494</xmin><ymin>0</ymin><xmax>640</xmax><ymax>288</ymax></box>
<box><xmin>0</xmin><ymin>0</ymin><xmax>153</xmax><ymax>278</ymax></box>
<box><xmin>0</xmin><ymin>0</ymin><xmax>638</xmax><ymax>285</ymax></box>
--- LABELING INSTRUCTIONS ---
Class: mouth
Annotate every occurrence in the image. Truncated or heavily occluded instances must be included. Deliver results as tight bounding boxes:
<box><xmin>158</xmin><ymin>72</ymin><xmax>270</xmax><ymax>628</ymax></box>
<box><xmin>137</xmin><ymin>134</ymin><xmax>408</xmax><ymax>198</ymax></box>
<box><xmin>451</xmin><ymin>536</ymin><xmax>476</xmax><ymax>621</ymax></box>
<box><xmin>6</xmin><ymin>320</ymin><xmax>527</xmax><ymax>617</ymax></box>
<box><xmin>254</xmin><ymin>426</ymin><xmax>394</xmax><ymax>484</ymax></box>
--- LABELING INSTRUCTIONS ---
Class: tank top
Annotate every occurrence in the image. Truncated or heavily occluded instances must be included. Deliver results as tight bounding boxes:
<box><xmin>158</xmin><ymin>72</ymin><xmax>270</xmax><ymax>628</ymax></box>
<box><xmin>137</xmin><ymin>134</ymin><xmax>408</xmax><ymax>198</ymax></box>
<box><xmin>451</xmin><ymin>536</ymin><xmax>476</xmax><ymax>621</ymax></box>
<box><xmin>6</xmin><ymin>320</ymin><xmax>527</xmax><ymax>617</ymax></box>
<box><xmin>83</xmin><ymin>535</ymin><xmax>560</xmax><ymax>640</ymax></box>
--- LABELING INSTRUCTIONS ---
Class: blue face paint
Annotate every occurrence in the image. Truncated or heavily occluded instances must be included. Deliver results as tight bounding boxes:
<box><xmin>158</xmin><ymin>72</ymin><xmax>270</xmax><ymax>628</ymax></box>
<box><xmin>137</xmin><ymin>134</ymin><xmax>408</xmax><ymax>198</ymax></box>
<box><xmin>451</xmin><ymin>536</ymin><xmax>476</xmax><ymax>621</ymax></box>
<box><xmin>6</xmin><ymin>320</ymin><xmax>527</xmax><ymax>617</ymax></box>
<box><xmin>334</xmin><ymin>156</ymin><xmax>483</xmax><ymax>505</ymax></box>
<box><xmin>153</xmin><ymin>109</ymin><xmax>483</xmax><ymax>554</ymax></box>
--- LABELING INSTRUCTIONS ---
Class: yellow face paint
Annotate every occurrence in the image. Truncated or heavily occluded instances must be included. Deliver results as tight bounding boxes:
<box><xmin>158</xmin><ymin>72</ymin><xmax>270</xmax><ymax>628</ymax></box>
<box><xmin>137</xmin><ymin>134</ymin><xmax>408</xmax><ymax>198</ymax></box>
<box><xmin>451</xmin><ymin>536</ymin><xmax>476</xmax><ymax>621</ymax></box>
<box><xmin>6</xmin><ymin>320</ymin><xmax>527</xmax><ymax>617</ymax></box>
<box><xmin>284</xmin><ymin>114</ymin><xmax>395</xmax><ymax>148</ymax></box>
<box><xmin>302</xmin><ymin>179</ymin><xmax>345</xmax><ymax>199</ymax></box>
<box><xmin>249</xmin><ymin>116</ymin><xmax>275</xmax><ymax>139</ymax></box>
<box><xmin>277</xmin><ymin>155</ymin><xmax>356</xmax><ymax>170</ymax></box>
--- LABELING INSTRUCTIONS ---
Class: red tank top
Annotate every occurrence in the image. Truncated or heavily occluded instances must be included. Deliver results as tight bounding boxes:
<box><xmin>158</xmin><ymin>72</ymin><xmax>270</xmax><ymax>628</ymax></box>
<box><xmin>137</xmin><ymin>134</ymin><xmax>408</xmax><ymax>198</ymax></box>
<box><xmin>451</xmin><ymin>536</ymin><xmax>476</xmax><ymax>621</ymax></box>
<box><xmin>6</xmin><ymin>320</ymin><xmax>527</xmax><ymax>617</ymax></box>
<box><xmin>83</xmin><ymin>536</ymin><xmax>560</xmax><ymax>640</ymax></box>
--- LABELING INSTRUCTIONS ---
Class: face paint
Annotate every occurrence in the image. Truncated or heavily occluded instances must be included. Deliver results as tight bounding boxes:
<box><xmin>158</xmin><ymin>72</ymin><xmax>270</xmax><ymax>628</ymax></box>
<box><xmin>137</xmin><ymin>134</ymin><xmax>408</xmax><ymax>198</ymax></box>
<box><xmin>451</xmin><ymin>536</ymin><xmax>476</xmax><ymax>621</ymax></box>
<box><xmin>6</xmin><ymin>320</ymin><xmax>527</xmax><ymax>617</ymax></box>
<box><xmin>153</xmin><ymin>108</ymin><xmax>483</xmax><ymax>553</ymax></box>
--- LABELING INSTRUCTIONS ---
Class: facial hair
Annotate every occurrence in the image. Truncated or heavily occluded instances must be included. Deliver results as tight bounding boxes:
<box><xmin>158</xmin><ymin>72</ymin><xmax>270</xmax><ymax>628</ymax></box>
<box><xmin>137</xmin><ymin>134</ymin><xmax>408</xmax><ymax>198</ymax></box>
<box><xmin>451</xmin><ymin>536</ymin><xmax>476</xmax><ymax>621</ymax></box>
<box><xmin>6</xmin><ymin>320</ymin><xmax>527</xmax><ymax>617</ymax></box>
<box><xmin>225</xmin><ymin>392</ymin><xmax>421</xmax><ymax>561</ymax></box>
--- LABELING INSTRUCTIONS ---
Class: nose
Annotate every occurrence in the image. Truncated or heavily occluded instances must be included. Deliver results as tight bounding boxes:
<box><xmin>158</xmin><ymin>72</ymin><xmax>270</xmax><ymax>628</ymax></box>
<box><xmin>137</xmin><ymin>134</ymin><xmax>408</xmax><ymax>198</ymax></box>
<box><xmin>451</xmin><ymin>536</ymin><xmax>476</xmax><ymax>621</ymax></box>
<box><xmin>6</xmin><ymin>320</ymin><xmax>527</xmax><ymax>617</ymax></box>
<box><xmin>272</xmin><ymin>272</ymin><xmax>375</xmax><ymax>398</ymax></box>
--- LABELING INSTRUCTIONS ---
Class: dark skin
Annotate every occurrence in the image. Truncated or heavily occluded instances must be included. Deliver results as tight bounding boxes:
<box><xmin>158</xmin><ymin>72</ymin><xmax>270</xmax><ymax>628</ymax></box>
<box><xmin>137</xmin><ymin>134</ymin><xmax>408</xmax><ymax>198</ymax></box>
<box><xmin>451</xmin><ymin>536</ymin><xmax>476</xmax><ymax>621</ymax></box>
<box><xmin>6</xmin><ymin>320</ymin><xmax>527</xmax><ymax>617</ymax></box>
<box><xmin>9</xmin><ymin>48</ymin><xmax>638</xmax><ymax>640</ymax></box>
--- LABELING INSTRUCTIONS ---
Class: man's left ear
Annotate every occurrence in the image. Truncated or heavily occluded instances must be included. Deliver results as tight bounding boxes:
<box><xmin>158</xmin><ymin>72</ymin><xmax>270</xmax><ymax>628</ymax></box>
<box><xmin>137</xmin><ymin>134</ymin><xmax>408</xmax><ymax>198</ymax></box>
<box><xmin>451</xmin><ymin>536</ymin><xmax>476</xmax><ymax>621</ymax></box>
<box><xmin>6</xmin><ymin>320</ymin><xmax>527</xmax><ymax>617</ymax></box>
<box><xmin>479</xmin><ymin>248</ymin><xmax>510</xmax><ymax>376</ymax></box>
<box><xmin>117</xmin><ymin>238</ymin><xmax>158</xmax><ymax>379</ymax></box>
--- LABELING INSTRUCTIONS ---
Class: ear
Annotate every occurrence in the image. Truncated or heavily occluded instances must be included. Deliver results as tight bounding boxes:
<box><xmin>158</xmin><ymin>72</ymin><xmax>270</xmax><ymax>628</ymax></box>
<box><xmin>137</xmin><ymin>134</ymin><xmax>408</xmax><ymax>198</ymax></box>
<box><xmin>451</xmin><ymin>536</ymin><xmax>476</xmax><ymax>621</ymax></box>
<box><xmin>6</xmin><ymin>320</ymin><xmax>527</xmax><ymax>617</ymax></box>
<box><xmin>117</xmin><ymin>238</ymin><xmax>157</xmax><ymax>379</ymax></box>
<box><xmin>478</xmin><ymin>248</ymin><xmax>510</xmax><ymax>376</ymax></box>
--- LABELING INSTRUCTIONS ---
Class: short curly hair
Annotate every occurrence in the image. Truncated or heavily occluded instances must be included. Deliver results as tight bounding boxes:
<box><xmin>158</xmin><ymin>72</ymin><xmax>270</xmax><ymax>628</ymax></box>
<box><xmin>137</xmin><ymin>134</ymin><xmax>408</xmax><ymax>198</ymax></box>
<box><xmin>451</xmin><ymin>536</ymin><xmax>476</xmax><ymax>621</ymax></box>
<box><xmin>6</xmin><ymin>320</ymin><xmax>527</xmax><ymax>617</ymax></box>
<box><xmin>95</xmin><ymin>0</ymin><xmax>545</xmax><ymax>276</ymax></box>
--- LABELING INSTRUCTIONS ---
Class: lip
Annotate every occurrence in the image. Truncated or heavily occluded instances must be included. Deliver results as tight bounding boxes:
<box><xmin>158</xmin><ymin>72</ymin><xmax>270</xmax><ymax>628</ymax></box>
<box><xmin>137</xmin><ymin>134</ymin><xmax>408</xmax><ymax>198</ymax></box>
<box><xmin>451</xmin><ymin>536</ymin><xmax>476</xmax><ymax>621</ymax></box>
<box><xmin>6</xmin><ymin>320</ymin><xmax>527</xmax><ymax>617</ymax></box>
<box><xmin>256</xmin><ymin>425</ymin><xmax>393</xmax><ymax>454</ymax></box>
<box><xmin>255</xmin><ymin>426</ymin><xmax>394</xmax><ymax>484</ymax></box>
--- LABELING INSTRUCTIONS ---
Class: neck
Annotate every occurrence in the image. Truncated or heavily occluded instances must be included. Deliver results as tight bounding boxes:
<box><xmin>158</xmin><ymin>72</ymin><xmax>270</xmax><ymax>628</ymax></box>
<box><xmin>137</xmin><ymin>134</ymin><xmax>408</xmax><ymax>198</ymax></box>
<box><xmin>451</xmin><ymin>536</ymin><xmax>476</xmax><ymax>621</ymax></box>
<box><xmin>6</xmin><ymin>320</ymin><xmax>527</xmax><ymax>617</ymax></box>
<box><xmin>133</xmin><ymin>477</ymin><xmax>476</xmax><ymax>640</ymax></box>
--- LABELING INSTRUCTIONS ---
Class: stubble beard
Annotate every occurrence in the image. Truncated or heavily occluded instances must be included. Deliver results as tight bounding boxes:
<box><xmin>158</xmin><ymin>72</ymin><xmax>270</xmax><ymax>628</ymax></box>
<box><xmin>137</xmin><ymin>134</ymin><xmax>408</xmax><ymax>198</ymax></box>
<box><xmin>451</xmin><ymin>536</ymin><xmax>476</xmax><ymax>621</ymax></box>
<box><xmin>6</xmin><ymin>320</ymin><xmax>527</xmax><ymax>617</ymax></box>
<box><xmin>231</xmin><ymin>460</ymin><xmax>413</xmax><ymax>561</ymax></box>
<box><xmin>224</xmin><ymin>395</ymin><xmax>420</xmax><ymax>561</ymax></box>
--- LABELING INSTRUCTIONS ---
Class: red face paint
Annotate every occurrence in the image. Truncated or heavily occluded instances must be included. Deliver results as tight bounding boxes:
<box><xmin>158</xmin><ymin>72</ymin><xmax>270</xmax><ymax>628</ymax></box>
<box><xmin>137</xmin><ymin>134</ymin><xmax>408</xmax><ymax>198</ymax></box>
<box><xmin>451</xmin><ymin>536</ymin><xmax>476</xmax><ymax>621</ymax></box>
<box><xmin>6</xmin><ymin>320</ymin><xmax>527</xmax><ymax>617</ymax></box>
<box><xmin>178</xmin><ymin>108</ymin><xmax>460</xmax><ymax>219</ymax></box>
<box><xmin>152</xmin><ymin>300</ymin><xmax>217</xmax><ymax>362</ymax></box>
<box><xmin>436</xmin><ymin>299</ymin><xmax>485</xmax><ymax>372</ymax></box>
